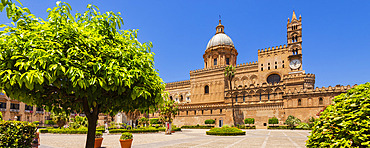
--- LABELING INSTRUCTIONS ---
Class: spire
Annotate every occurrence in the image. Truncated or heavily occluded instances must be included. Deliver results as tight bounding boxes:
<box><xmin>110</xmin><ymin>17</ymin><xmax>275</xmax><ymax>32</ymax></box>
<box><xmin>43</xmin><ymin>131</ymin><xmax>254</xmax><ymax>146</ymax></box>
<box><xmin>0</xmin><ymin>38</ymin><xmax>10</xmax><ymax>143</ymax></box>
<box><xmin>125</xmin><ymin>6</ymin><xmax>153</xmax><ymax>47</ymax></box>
<box><xmin>292</xmin><ymin>10</ymin><xmax>297</xmax><ymax>21</ymax></box>
<box><xmin>216</xmin><ymin>19</ymin><xmax>224</xmax><ymax>34</ymax></box>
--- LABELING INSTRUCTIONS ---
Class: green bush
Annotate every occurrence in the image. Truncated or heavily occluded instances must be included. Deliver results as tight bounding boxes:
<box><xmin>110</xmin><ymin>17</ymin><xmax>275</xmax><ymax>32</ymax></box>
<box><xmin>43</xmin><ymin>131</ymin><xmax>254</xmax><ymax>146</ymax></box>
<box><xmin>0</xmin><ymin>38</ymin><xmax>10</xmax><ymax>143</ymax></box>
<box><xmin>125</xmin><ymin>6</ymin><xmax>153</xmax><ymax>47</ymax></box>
<box><xmin>237</xmin><ymin>125</ymin><xmax>256</xmax><ymax>129</ymax></box>
<box><xmin>181</xmin><ymin>125</ymin><xmax>214</xmax><ymax>129</ymax></box>
<box><xmin>0</xmin><ymin>121</ymin><xmax>37</xmax><ymax>147</ymax></box>
<box><xmin>268</xmin><ymin>126</ymin><xmax>288</xmax><ymax>129</ymax></box>
<box><xmin>39</xmin><ymin>129</ymin><xmax>49</xmax><ymax>133</ymax></box>
<box><xmin>120</xmin><ymin>132</ymin><xmax>133</xmax><ymax>140</ymax></box>
<box><xmin>150</xmin><ymin>118</ymin><xmax>160</xmax><ymax>124</ymax></box>
<box><xmin>171</xmin><ymin>125</ymin><xmax>181</xmax><ymax>131</ymax></box>
<box><xmin>307</xmin><ymin>83</ymin><xmax>370</xmax><ymax>147</ymax></box>
<box><xmin>33</xmin><ymin>121</ymin><xmax>40</xmax><ymax>125</ymax></box>
<box><xmin>109</xmin><ymin>129</ymin><xmax>128</xmax><ymax>133</ymax></box>
<box><xmin>95</xmin><ymin>131</ymin><xmax>103</xmax><ymax>138</ymax></box>
<box><xmin>296</xmin><ymin>122</ymin><xmax>310</xmax><ymax>130</ymax></box>
<box><xmin>205</xmin><ymin>119</ymin><xmax>216</xmax><ymax>124</ymax></box>
<box><xmin>284</xmin><ymin>115</ymin><xmax>300</xmax><ymax>128</ymax></box>
<box><xmin>206</xmin><ymin>126</ymin><xmax>245</xmax><ymax>136</ymax></box>
<box><xmin>45</xmin><ymin>120</ymin><xmax>55</xmax><ymax>125</ymax></box>
<box><xmin>0</xmin><ymin>112</ymin><xmax>3</xmax><ymax>120</ymax></box>
<box><xmin>268</xmin><ymin>117</ymin><xmax>278</xmax><ymax>126</ymax></box>
<box><xmin>244</xmin><ymin>118</ymin><xmax>254</xmax><ymax>126</ymax></box>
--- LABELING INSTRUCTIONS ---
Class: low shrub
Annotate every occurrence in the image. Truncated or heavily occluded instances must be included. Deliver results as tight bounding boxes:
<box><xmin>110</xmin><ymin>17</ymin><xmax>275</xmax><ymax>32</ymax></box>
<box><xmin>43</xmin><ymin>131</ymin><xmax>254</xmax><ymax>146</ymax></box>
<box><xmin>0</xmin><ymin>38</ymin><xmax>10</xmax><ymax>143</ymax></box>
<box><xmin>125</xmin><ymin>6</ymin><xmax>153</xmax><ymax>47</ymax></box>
<box><xmin>120</xmin><ymin>132</ymin><xmax>133</xmax><ymax>140</ymax></box>
<box><xmin>244</xmin><ymin>118</ymin><xmax>254</xmax><ymax>126</ymax></box>
<box><xmin>95</xmin><ymin>131</ymin><xmax>103</xmax><ymax>138</ymax></box>
<box><xmin>45</xmin><ymin>120</ymin><xmax>55</xmax><ymax>125</ymax></box>
<box><xmin>0</xmin><ymin>121</ymin><xmax>37</xmax><ymax>147</ymax></box>
<box><xmin>268</xmin><ymin>126</ymin><xmax>289</xmax><ymax>129</ymax></box>
<box><xmin>149</xmin><ymin>118</ymin><xmax>161</xmax><ymax>124</ymax></box>
<box><xmin>109</xmin><ymin>127</ymin><xmax>160</xmax><ymax>133</ymax></box>
<box><xmin>295</xmin><ymin>122</ymin><xmax>311</xmax><ymax>130</ymax></box>
<box><xmin>205</xmin><ymin>119</ymin><xmax>215</xmax><ymax>124</ymax></box>
<box><xmin>181</xmin><ymin>125</ymin><xmax>214</xmax><ymax>129</ymax></box>
<box><xmin>268</xmin><ymin>117</ymin><xmax>279</xmax><ymax>126</ymax></box>
<box><xmin>96</xmin><ymin>128</ymin><xmax>105</xmax><ymax>133</ymax></box>
<box><xmin>33</xmin><ymin>121</ymin><xmax>40</xmax><ymax>125</ymax></box>
<box><xmin>109</xmin><ymin>129</ymin><xmax>128</xmax><ymax>133</ymax></box>
<box><xmin>237</xmin><ymin>125</ymin><xmax>256</xmax><ymax>129</ymax></box>
<box><xmin>39</xmin><ymin>129</ymin><xmax>49</xmax><ymax>133</ymax></box>
<box><xmin>206</xmin><ymin>126</ymin><xmax>245</xmax><ymax>136</ymax></box>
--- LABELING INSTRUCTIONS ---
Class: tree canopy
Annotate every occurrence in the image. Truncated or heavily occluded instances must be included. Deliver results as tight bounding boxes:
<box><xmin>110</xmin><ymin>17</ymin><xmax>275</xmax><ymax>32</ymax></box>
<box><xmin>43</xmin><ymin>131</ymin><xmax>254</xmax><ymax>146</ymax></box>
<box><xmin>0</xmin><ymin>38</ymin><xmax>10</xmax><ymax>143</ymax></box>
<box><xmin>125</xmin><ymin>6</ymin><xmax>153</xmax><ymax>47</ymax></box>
<box><xmin>306</xmin><ymin>83</ymin><xmax>370</xmax><ymax>147</ymax></box>
<box><xmin>0</xmin><ymin>1</ymin><xmax>165</xmax><ymax>147</ymax></box>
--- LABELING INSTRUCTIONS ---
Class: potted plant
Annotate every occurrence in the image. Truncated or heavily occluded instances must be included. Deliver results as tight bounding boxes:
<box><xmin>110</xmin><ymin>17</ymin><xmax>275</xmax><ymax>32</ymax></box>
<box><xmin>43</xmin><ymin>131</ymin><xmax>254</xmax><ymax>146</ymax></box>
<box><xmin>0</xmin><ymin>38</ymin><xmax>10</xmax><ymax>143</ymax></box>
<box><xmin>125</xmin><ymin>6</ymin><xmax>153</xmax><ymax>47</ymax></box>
<box><xmin>95</xmin><ymin>131</ymin><xmax>103</xmax><ymax>148</ymax></box>
<box><xmin>119</xmin><ymin>132</ymin><xmax>133</xmax><ymax>148</ymax></box>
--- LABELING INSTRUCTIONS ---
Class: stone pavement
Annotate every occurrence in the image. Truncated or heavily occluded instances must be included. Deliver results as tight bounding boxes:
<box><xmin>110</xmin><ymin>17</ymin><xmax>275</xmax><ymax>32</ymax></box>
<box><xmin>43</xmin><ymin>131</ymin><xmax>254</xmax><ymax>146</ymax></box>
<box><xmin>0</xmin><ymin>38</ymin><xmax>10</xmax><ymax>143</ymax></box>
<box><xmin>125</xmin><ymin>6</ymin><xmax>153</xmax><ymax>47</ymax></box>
<box><xmin>39</xmin><ymin>129</ymin><xmax>310</xmax><ymax>148</ymax></box>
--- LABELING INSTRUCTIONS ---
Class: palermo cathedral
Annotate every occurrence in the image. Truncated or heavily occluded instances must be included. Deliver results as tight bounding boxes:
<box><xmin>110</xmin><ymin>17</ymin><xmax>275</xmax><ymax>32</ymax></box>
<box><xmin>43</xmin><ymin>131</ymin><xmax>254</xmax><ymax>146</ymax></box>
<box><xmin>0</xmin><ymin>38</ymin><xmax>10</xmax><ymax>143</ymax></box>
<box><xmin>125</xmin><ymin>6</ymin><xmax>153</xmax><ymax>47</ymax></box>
<box><xmin>153</xmin><ymin>11</ymin><xmax>355</xmax><ymax>129</ymax></box>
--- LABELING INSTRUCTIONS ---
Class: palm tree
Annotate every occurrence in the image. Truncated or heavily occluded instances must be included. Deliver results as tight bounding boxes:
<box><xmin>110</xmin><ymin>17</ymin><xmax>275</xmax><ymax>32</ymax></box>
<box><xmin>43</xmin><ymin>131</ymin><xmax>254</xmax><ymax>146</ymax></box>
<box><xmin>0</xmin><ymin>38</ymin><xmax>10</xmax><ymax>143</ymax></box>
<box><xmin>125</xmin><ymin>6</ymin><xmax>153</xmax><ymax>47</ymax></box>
<box><xmin>224</xmin><ymin>65</ymin><xmax>236</xmax><ymax>127</ymax></box>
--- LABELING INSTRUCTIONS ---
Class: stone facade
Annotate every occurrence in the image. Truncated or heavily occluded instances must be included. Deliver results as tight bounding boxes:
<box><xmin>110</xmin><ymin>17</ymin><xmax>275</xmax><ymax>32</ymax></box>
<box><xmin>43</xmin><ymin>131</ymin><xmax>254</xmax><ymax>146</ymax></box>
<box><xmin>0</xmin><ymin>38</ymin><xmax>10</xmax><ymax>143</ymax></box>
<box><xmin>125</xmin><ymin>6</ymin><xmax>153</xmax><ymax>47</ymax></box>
<box><xmin>154</xmin><ymin>11</ymin><xmax>353</xmax><ymax>129</ymax></box>
<box><xmin>0</xmin><ymin>92</ymin><xmax>48</xmax><ymax>123</ymax></box>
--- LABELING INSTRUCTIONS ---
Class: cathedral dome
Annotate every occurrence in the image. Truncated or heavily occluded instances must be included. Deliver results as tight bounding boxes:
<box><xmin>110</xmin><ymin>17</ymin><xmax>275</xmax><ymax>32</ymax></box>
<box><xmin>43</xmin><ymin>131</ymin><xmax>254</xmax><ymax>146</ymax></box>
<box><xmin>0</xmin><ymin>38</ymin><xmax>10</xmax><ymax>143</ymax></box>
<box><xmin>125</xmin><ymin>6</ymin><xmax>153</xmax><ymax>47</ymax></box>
<box><xmin>206</xmin><ymin>33</ymin><xmax>234</xmax><ymax>49</ymax></box>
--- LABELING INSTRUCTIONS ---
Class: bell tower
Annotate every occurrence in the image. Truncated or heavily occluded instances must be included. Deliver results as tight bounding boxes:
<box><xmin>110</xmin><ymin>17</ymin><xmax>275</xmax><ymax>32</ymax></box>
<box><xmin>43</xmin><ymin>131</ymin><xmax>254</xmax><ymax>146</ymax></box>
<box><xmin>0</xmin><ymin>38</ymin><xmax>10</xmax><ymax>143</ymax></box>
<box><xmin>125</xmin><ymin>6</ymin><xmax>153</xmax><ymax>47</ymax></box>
<box><xmin>287</xmin><ymin>11</ymin><xmax>303</xmax><ymax>72</ymax></box>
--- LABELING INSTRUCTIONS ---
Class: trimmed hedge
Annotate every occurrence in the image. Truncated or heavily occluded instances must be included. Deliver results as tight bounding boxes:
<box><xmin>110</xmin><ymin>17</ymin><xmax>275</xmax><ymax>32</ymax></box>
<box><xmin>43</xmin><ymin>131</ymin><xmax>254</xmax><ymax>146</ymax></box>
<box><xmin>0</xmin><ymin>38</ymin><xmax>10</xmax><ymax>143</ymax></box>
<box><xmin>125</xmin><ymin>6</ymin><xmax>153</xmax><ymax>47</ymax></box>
<box><xmin>237</xmin><ymin>125</ymin><xmax>256</xmax><ymax>129</ymax></box>
<box><xmin>206</xmin><ymin>127</ymin><xmax>245</xmax><ymax>136</ymax></box>
<box><xmin>181</xmin><ymin>125</ymin><xmax>214</xmax><ymax>129</ymax></box>
<box><xmin>267</xmin><ymin>126</ymin><xmax>311</xmax><ymax>130</ymax></box>
<box><xmin>205</xmin><ymin>119</ymin><xmax>215</xmax><ymax>124</ymax></box>
<box><xmin>0</xmin><ymin>121</ymin><xmax>37</xmax><ymax>147</ymax></box>
<box><xmin>109</xmin><ymin>128</ymin><xmax>160</xmax><ymax>133</ymax></box>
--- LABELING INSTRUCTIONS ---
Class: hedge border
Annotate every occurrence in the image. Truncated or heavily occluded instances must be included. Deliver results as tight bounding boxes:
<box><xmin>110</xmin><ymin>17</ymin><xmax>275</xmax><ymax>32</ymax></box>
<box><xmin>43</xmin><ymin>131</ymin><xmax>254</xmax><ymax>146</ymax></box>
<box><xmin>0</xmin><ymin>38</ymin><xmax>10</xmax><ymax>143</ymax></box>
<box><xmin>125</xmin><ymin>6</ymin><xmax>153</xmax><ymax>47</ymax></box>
<box><xmin>181</xmin><ymin>125</ymin><xmax>214</xmax><ymax>129</ymax></box>
<box><xmin>206</xmin><ymin>131</ymin><xmax>246</xmax><ymax>136</ymax></box>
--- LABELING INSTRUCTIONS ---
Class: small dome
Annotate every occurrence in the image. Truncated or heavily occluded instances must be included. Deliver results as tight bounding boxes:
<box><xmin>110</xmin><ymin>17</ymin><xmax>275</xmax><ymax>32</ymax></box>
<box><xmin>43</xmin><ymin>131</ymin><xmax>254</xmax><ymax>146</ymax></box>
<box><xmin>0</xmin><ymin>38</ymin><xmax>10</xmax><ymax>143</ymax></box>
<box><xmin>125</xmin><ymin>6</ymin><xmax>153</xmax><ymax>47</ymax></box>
<box><xmin>206</xmin><ymin>33</ymin><xmax>234</xmax><ymax>49</ymax></box>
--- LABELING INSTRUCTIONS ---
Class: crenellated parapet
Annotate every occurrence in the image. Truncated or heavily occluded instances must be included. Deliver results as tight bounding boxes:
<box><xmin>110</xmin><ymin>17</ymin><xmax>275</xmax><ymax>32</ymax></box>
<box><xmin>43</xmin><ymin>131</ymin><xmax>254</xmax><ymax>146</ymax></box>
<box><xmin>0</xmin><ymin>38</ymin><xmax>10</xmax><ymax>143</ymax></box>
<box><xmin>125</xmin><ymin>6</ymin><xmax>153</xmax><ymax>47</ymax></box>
<box><xmin>166</xmin><ymin>80</ymin><xmax>190</xmax><ymax>88</ymax></box>
<box><xmin>177</xmin><ymin>101</ymin><xmax>227</xmax><ymax>110</ymax></box>
<box><xmin>235</xmin><ymin>61</ymin><xmax>258</xmax><ymax>68</ymax></box>
<box><xmin>258</xmin><ymin>44</ymin><xmax>288</xmax><ymax>55</ymax></box>
<box><xmin>285</xmin><ymin>84</ymin><xmax>355</xmax><ymax>96</ymax></box>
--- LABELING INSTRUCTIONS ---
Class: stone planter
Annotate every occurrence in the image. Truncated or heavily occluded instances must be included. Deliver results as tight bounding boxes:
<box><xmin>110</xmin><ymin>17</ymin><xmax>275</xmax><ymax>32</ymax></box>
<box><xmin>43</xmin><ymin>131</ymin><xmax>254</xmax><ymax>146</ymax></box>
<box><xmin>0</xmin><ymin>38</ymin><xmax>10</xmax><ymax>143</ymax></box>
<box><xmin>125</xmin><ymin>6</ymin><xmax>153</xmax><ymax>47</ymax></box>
<box><xmin>94</xmin><ymin>138</ymin><xmax>103</xmax><ymax>148</ymax></box>
<box><xmin>119</xmin><ymin>139</ymin><xmax>133</xmax><ymax>148</ymax></box>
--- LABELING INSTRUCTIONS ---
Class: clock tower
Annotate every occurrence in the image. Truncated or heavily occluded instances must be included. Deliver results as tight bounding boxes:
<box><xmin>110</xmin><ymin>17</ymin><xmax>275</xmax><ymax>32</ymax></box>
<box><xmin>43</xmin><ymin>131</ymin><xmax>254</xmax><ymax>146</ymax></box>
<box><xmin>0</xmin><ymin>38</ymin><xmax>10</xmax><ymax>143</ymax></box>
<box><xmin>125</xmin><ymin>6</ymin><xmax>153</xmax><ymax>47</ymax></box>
<box><xmin>287</xmin><ymin>11</ymin><xmax>302</xmax><ymax>72</ymax></box>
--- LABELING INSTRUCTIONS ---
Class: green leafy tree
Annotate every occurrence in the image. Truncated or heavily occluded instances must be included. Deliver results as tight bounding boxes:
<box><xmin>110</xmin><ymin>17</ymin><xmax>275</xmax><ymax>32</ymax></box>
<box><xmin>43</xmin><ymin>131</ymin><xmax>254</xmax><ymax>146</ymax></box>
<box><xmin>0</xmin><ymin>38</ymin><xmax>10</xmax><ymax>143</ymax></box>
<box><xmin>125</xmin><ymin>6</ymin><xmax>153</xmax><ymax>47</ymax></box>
<box><xmin>70</xmin><ymin>115</ymin><xmax>88</xmax><ymax>129</ymax></box>
<box><xmin>307</xmin><ymin>83</ymin><xmax>370</xmax><ymax>147</ymax></box>
<box><xmin>205</xmin><ymin>119</ymin><xmax>215</xmax><ymax>124</ymax></box>
<box><xmin>159</xmin><ymin>99</ymin><xmax>178</xmax><ymax>134</ymax></box>
<box><xmin>51</xmin><ymin>112</ymin><xmax>69</xmax><ymax>128</ymax></box>
<box><xmin>0</xmin><ymin>1</ymin><xmax>165</xmax><ymax>147</ymax></box>
<box><xmin>225</xmin><ymin>65</ymin><xmax>236</xmax><ymax>126</ymax></box>
<box><xmin>268</xmin><ymin>117</ymin><xmax>278</xmax><ymax>126</ymax></box>
<box><xmin>244</xmin><ymin>118</ymin><xmax>254</xmax><ymax>126</ymax></box>
<box><xmin>138</xmin><ymin>117</ymin><xmax>149</xmax><ymax>127</ymax></box>
<box><xmin>284</xmin><ymin>115</ymin><xmax>301</xmax><ymax>129</ymax></box>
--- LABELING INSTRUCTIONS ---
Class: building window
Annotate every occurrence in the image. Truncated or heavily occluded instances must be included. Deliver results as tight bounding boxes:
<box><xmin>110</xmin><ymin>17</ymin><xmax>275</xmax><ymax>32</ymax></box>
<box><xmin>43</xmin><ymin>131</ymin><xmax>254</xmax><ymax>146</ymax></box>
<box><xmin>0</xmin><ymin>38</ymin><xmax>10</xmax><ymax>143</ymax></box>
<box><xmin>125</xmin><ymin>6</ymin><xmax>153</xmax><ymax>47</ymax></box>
<box><xmin>214</xmin><ymin>58</ymin><xmax>217</xmax><ymax>65</ymax></box>
<box><xmin>282</xmin><ymin>64</ymin><xmax>285</xmax><ymax>68</ymax></box>
<box><xmin>204</xmin><ymin>85</ymin><xmax>209</xmax><ymax>94</ymax></box>
<box><xmin>206</xmin><ymin>62</ymin><xmax>207</xmax><ymax>67</ymax></box>
<box><xmin>282</xmin><ymin>60</ymin><xmax>284</xmax><ymax>63</ymax></box>
<box><xmin>226</xmin><ymin>58</ymin><xmax>230</xmax><ymax>65</ymax></box>
<box><xmin>10</xmin><ymin>103</ymin><xmax>19</xmax><ymax>110</ymax></box>
<box><xmin>170</xmin><ymin>96</ymin><xmax>173</xmax><ymax>101</ymax></box>
<box><xmin>180</xmin><ymin>95</ymin><xmax>183</xmax><ymax>102</ymax></box>
<box><xmin>261</xmin><ymin>68</ymin><xmax>263</xmax><ymax>71</ymax></box>
<box><xmin>319</xmin><ymin>98</ymin><xmax>323</xmax><ymax>105</ymax></box>
<box><xmin>0</xmin><ymin>102</ymin><xmax>6</xmax><ymax>109</ymax></box>
<box><xmin>210</xmin><ymin>110</ymin><xmax>213</xmax><ymax>114</ymax></box>
<box><xmin>186</xmin><ymin>111</ymin><xmax>188</xmax><ymax>115</ymax></box>
<box><xmin>25</xmin><ymin>105</ymin><xmax>33</xmax><ymax>111</ymax></box>
<box><xmin>220</xmin><ymin>109</ymin><xmax>222</xmax><ymax>114</ymax></box>
<box><xmin>298</xmin><ymin>99</ymin><xmax>302</xmax><ymax>106</ymax></box>
<box><xmin>243</xmin><ymin>95</ymin><xmax>245</xmax><ymax>102</ymax></box>
<box><xmin>268</xmin><ymin>67</ymin><xmax>270</xmax><ymax>70</ymax></box>
<box><xmin>235</xmin><ymin>96</ymin><xmax>238</xmax><ymax>103</ymax></box>
<box><xmin>268</xmin><ymin>93</ymin><xmax>270</xmax><ymax>101</ymax></box>
<box><xmin>202</xmin><ymin>110</ymin><xmax>204</xmax><ymax>115</ymax></box>
<box><xmin>267</xmin><ymin>74</ymin><xmax>281</xmax><ymax>85</ymax></box>
<box><xmin>259</xmin><ymin>93</ymin><xmax>262</xmax><ymax>101</ymax></box>
<box><xmin>194</xmin><ymin>110</ymin><xmax>196</xmax><ymax>115</ymax></box>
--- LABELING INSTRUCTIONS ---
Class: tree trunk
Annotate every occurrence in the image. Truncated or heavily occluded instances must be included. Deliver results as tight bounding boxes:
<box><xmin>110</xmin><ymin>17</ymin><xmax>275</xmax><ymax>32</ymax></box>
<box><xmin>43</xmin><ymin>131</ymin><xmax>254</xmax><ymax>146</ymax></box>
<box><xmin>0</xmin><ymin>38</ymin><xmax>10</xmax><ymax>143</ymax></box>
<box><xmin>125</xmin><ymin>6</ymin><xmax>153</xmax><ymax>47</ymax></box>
<box><xmin>82</xmin><ymin>98</ymin><xmax>99</xmax><ymax>148</ymax></box>
<box><xmin>85</xmin><ymin>113</ymin><xmax>98</xmax><ymax>148</ymax></box>
<box><xmin>229</xmin><ymin>80</ymin><xmax>236</xmax><ymax>127</ymax></box>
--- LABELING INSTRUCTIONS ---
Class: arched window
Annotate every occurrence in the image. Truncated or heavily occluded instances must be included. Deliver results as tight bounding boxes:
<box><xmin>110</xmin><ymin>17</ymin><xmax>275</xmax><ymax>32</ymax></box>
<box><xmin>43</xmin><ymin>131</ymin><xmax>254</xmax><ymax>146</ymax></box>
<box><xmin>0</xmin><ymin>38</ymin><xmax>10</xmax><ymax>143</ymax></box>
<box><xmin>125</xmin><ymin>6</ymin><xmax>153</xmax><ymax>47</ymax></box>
<box><xmin>214</xmin><ymin>58</ymin><xmax>217</xmax><ymax>65</ymax></box>
<box><xmin>180</xmin><ymin>95</ymin><xmax>183</xmax><ymax>102</ymax></box>
<box><xmin>298</xmin><ymin>99</ymin><xmax>302</xmax><ymax>106</ymax></box>
<box><xmin>267</xmin><ymin>74</ymin><xmax>281</xmax><ymax>85</ymax></box>
<box><xmin>226</xmin><ymin>58</ymin><xmax>230</xmax><ymax>65</ymax></box>
<box><xmin>170</xmin><ymin>96</ymin><xmax>173</xmax><ymax>101</ymax></box>
<box><xmin>235</xmin><ymin>96</ymin><xmax>238</xmax><ymax>103</ymax></box>
<box><xmin>319</xmin><ymin>98</ymin><xmax>323</xmax><ymax>105</ymax></box>
<box><xmin>204</xmin><ymin>85</ymin><xmax>209</xmax><ymax>94</ymax></box>
<box><xmin>220</xmin><ymin>109</ymin><xmax>222</xmax><ymax>114</ymax></box>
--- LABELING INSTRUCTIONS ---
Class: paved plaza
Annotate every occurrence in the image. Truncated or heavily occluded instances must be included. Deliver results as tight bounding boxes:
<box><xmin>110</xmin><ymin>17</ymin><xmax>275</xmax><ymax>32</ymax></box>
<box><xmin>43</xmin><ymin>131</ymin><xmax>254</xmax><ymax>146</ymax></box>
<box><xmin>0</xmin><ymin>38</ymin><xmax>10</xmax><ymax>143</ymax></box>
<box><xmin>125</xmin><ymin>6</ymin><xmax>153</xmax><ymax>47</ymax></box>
<box><xmin>39</xmin><ymin>129</ymin><xmax>310</xmax><ymax>148</ymax></box>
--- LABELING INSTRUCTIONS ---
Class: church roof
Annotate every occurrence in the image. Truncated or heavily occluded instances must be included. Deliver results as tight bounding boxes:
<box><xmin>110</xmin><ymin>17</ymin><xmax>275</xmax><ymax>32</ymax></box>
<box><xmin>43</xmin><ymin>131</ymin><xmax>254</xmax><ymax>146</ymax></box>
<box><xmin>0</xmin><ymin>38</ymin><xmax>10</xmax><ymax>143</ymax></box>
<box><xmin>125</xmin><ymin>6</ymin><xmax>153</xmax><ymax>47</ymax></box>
<box><xmin>206</xmin><ymin>20</ymin><xmax>234</xmax><ymax>49</ymax></box>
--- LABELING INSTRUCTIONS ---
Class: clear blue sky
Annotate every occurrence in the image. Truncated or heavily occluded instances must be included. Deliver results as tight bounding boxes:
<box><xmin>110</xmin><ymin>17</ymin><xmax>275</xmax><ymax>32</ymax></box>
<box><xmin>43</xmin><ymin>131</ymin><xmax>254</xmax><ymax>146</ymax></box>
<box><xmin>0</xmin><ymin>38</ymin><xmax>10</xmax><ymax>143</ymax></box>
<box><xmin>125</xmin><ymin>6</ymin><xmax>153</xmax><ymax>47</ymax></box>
<box><xmin>1</xmin><ymin>0</ymin><xmax>369</xmax><ymax>87</ymax></box>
